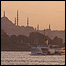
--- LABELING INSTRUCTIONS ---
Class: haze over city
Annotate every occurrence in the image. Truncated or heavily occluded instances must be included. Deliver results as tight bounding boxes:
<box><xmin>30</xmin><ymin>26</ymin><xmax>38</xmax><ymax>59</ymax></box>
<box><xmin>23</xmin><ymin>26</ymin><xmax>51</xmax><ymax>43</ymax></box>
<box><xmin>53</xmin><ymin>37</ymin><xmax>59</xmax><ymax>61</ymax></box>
<box><xmin>1</xmin><ymin>1</ymin><xmax>65</xmax><ymax>30</ymax></box>
<box><xmin>1</xmin><ymin>1</ymin><xmax>65</xmax><ymax>65</ymax></box>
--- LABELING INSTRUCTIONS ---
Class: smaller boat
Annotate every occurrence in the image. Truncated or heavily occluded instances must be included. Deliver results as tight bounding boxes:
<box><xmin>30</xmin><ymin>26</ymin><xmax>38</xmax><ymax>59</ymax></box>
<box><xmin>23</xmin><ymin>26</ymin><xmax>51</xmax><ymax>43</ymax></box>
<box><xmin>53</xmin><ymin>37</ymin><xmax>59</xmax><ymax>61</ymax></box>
<box><xmin>56</xmin><ymin>48</ymin><xmax>65</xmax><ymax>55</ymax></box>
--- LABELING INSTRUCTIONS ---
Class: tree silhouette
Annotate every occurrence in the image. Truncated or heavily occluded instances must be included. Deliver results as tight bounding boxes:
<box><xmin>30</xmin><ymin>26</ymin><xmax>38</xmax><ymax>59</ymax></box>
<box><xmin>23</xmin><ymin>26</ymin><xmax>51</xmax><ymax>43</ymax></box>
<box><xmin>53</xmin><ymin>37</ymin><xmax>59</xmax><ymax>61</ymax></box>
<box><xmin>1</xmin><ymin>29</ymin><xmax>64</xmax><ymax>51</ymax></box>
<box><xmin>29</xmin><ymin>32</ymin><xmax>45</xmax><ymax>46</ymax></box>
<box><xmin>52</xmin><ymin>36</ymin><xmax>63</xmax><ymax>47</ymax></box>
<box><xmin>10</xmin><ymin>35</ymin><xmax>17</xmax><ymax>44</ymax></box>
<box><xmin>1</xmin><ymin>30</ymin><xmax>9</xmax><ymax>50</ymax></box>
<box><xmin>17</xmin><ymin>35</ymin><xmax>29</xmax><ymax>44</ymax></box>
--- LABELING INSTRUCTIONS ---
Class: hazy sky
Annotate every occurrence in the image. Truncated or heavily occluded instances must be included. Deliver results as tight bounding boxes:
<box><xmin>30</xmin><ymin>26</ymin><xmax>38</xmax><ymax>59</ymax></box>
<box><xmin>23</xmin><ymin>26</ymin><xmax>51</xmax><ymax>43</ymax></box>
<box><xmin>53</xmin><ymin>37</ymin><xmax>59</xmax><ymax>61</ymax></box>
<box><xmin>1</xmin><ymin>1</ymin><xmax>65</xmax><ymax>30</ymax></box>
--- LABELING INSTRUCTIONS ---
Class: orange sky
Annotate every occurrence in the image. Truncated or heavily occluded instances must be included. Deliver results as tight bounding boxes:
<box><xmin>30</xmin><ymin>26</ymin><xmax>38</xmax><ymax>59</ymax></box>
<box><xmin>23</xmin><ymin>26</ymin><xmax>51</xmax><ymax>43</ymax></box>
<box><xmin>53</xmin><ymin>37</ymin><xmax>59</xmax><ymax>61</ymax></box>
<box><xmin>1</xmin><ymin>1</ymin><xmax>65</xmax><ymax>30</ymax></box>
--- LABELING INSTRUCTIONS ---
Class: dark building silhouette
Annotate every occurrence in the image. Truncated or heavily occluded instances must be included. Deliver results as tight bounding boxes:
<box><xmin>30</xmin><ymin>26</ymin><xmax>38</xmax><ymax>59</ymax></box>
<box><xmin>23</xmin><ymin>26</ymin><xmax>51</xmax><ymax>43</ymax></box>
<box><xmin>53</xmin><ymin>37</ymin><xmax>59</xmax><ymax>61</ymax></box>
<box><xmin>1</xmin><ymin>12</ymin><xmax>35</xmax><ymax>37</ymax></box>
<box><xmin>38</xmin><ymin>25</ymin><xmax>65</xmax><ymax>43</ymax></box>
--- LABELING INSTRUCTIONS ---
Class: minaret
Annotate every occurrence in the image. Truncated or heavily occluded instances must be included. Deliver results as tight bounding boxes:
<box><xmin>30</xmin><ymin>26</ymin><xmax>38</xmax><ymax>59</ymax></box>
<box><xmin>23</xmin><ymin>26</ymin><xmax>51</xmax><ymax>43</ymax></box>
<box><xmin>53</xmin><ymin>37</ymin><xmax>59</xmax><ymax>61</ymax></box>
<box><xmin>38</xmin><ymin>24</ymin><xmax>39</xmax><ymax>30</ymax></box>
<box><xmin>44</xmin><ymin>29</ymin><xmax>45</xmax><ymax>36</ymax></box>
<box><xmin>4</xmin><ymin>11</ymin><xmax>5</xmax><ymax>17</ymax></box>
<box><xmin>17</xmin><ymin>10</ymin><xmax>18</xmax><ymax>26</ymax></box>
<box><xmin>49</xmin><ymin>24</ymin><xmax>51</xmax><ymax>37</ymax></box>
<box><xmin>35</xmin><ymin>27</ymin><xmax>36</xmax><ymax>31</ymax></box>
<box><xmin>37</xmin><ymin>24</ymin><xmax>39</xmax><ymax>31</ymax></box>
<box><xmin>27</xmin><ymin>17</ymin><xmax>29</xmax><ymax>26</ymax></box>
<box><xmin>15</xmin><ymin>18</ymin><xmax>16</xmax><ymax>25</ymax></box>
<box><xmin>49</xmin><ymin>24</ymin><xmax>50</xmax><ymax>30</ymax></box>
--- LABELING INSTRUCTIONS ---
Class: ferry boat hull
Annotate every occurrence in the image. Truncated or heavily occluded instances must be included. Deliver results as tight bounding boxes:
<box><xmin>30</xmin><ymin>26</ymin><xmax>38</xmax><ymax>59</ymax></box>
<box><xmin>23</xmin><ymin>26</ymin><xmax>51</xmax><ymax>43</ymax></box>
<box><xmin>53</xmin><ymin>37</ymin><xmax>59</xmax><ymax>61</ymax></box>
<box><xmin>31</xmin><ymin>46</ymin><xmax>50</xmax><ymax>55</ymax></box>
<box><xmin>31</xmin><ymin>46</ymin><xmax>65</xmax><ymax>55</ymax></box>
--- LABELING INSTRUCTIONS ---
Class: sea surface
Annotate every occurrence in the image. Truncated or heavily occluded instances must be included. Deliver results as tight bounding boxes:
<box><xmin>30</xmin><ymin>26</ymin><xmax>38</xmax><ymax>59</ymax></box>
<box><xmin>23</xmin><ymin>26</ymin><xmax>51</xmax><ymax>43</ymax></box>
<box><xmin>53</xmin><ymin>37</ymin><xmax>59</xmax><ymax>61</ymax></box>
<box><xmin>1</xmin><ymin>51</ymin><xmax>65</xmax><ymax>65</ymax></box>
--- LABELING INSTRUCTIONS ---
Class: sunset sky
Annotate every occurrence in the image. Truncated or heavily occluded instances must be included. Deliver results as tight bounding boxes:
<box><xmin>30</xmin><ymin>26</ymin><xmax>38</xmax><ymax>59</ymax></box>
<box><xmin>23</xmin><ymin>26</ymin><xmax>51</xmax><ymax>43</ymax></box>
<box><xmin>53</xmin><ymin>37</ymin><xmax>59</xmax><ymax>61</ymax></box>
<box><xmin>1</xmin><ymin>1</ymin><xmax>65</xmax><ymax>30</ymax></box>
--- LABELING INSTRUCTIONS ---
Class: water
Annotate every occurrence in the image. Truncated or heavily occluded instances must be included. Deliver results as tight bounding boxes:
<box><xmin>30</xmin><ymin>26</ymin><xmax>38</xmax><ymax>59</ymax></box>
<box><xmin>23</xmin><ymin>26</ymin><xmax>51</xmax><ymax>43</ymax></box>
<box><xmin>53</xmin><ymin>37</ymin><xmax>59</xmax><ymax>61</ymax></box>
<box><xmin>1</xmin><ymin>51</ymin><xmax>65</xmax><ymax>65</ymax></box>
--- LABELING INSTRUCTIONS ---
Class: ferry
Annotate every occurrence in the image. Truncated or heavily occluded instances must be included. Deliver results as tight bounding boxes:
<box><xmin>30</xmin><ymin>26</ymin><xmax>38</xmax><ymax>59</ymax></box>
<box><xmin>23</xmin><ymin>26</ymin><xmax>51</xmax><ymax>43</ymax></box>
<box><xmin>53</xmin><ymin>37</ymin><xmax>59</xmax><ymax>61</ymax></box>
<box><xmin>31</xmin><ymin>46</ymin><xmax>57</xmax><ymax>55</ymax></box>
<box><xmin>31</xmin><ymin>39</ymin><xmax>56</xmax><ymax>55</ymax></box>
<box><xmin>31</xmin><ymin>39</ymin><xmax>65</xmax><ymax>55</ymax></box>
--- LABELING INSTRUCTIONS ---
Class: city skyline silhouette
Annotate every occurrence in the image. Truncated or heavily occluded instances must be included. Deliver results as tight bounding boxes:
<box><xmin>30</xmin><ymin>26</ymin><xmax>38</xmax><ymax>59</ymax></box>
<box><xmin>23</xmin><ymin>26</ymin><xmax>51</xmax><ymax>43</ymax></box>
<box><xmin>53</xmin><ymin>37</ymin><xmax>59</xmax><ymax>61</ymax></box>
<box><xmin>1</xmin><ymin>12</ymin><xmax>65</xmax><ymax>43</ymax></box>
<box><xmin>1</xmin><ymin>1</ymin><xmax>65</xmax><ymax>30</ymax></box>
<box><xmin>1</xmin><ymin>1</ymin><xmax>65</xmax><ymax>65</ymax></box>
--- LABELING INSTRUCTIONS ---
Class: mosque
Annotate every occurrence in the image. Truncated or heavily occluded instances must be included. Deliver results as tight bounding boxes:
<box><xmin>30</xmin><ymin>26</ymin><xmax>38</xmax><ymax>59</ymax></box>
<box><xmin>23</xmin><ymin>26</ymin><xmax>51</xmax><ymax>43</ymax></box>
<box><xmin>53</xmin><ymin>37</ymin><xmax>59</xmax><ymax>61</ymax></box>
<box><xmin>1</xmin><ymin>10</ymin><xmax>65</xmax><ymax>43</ymax></box>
